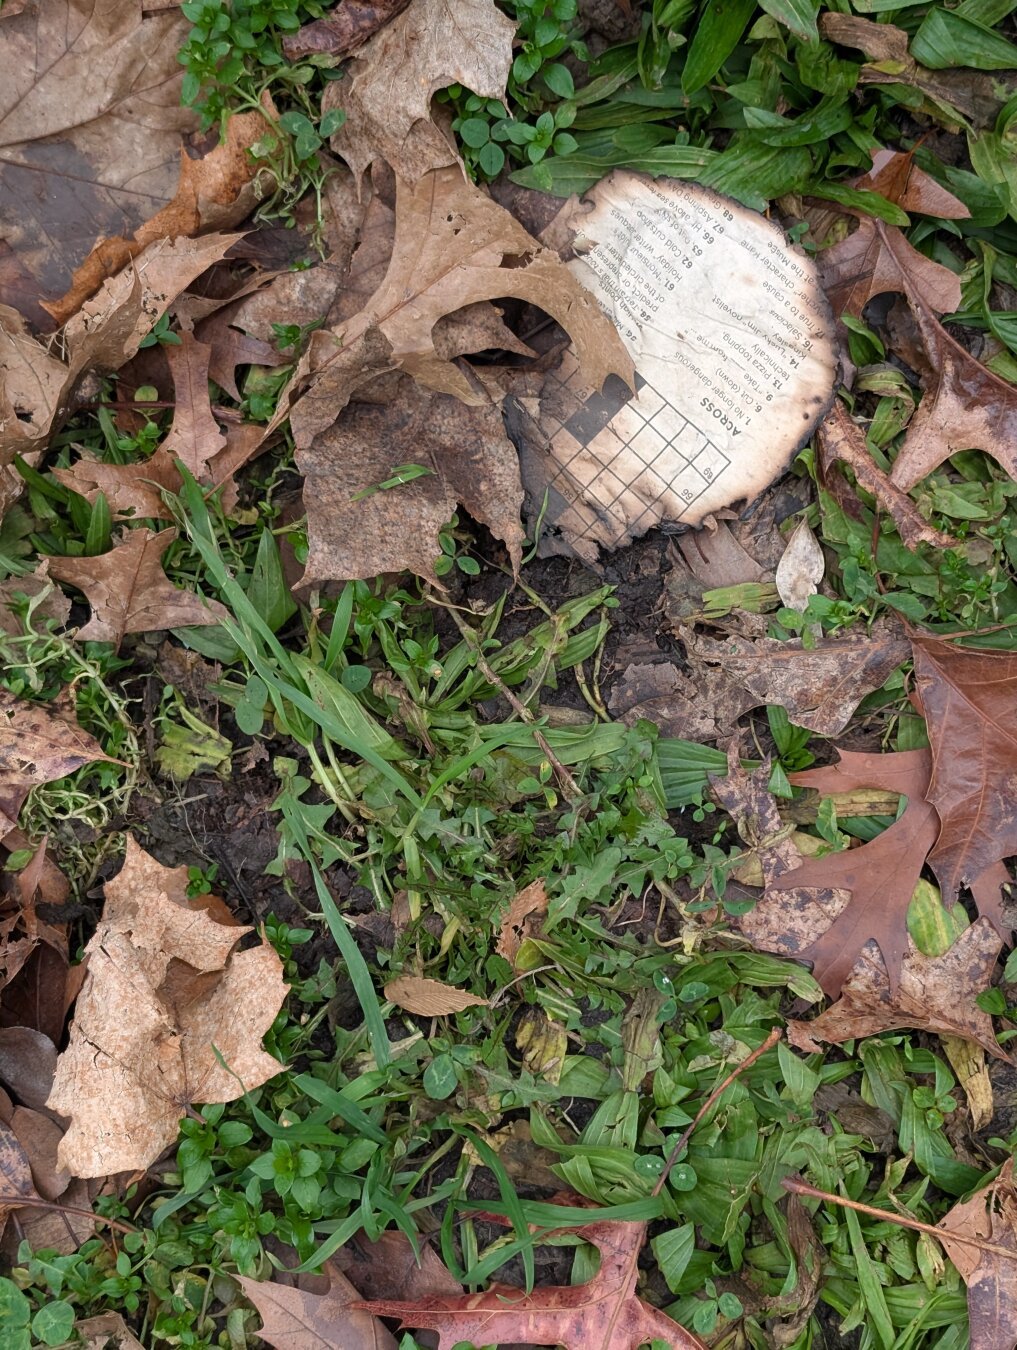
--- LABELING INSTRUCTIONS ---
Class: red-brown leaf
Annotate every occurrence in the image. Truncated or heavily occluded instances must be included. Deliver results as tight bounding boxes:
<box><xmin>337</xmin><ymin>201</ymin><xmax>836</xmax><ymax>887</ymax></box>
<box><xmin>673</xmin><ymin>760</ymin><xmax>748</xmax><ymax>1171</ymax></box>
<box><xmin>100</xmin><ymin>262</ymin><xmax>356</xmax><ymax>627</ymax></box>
<box><xmin>938</xmin><ymin>1158</ymin><xmax>1017</xmax><ymax>1350</ymax></box>
<box><xmin>353</xmin><ymin>1219</ymin><xmax>705</xmax><ymax>1350</ymax></box>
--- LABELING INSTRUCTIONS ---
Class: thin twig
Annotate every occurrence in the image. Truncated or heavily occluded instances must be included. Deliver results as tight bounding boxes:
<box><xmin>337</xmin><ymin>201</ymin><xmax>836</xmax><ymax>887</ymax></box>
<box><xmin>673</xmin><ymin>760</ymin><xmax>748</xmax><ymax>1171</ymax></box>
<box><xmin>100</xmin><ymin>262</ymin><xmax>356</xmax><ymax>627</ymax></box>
<box><xmin>653</xmin><ymin>1027</ymin><xmax>781</xmax><ymax>1195</ymax></box>
<box><xmin>0</xmin><ymin>1194</ymin><xmax>137</xmax><ymax>1236</ymax></box>
<box><xmin>442</xmin><ymin>602</ymin><xmax>581</xmax><ymax>797</ymax></box>
<box><xmin>783</xmin><ymin>1178</ymin><xmax>1017</xmax><ymax>1263</ymax></box>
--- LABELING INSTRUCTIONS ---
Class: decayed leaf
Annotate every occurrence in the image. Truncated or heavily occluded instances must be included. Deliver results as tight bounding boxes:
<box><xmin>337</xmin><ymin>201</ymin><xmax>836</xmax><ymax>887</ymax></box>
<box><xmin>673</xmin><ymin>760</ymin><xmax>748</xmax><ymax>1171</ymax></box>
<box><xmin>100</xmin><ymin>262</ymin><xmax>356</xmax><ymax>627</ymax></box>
<box><xmin>0</xmin><ymin>0</ymin><xmax>194</xmax><ymax>323</ymax></box>
<box><xmin>320</xmin><ymin>0</ymin><xmax>515</xmax><ymax>182</ymax></box>
<box><xmin>241</xmin><ymin>1259</ymin><xmax>396</xmax><ymax>1350</ymax></box>
<box><xmin>0</xmin><ymin>1117</ymin><xmax>38</xmax><ymax>1233</ymax></box>
<box><xmin>683</xmin><ymin>623</ymin><xmax>910</xmax><ymax>737</ymax></box>
<box><xmin>938</xmin><ymin>1158</ymin><xmax>1017</xmax><ymax>1350</ymax></box>
<box><xmin>888</xmin><ymin>291</ymin><xmax>1017</xmax><ymax>491</ymax></box>
<box><xmin>71</xmin><ymin>1315</ymin><xmax>144</xmax><ymax>1350</ymax></box>
<box><xmin>496</xmin><ymin>879</ymin><xmax>549</xmax><ymax>968</ymax></box>
<box><xmin>0</xmin><ymin>564</ymin><xmax>71</xmax><ymax>635</ymax></box>
<box><xmin>775</xmin><ymin>519</ymin><xmax>824</xmax><ymax>613</ymax></box>
<box><xmin>787</xmin><ymin>919</ymin><xmax>1006</xmax><ymax>1060</ymax></box>
<box><xmin>1</xmin><ymin>233</ymin><xmax>240</xmax><ymax>461</ymax></box>
<box><xmin>45</xmin><ymin>102</ymin><xmax>272</xmax><ymax>325</ymax></box>
<box><xmin>0</xmin><ymin>687</ymin><xmax>116</xmax><ymax>837</ymax></box>
<box><xmin>913</xmin><ymin>635</ymin><xmax>1017</xmax><ymax>905</ymax></box>
<box><xmin>384</xmin><ymin>974</ymin><xmax>488</xmax><ymax>1016</ymax></box>
<box><xmin>299</xmin><ymin>376</ymin><xmax>525</xmax><ymax>586</ymax></box>
<box><xmin>354</xmin><ymin>1218</ymin><xmax>705</xmax><ymax>1350</ymax></box>
<box><xmin>159</xmin><ymin>333</ymin><xmax>227</xmax><ymax>478</ymax></box>
<box><xmin>283</xmin><ymin>0</ymin><xmax>411</xmax><ymax>59</ymax></box>
<box><xmin>46</xmin><ymin>527</ymin><xmax>228</xmax><ymax>648</ymax></box>
<box><xmin>766</xmin><ymin>1195</ymin><xmax>824</xmax><ymax>1347</ymax></box>
<box><xmin>819</xmin><ymin>150</ymin><xmax>967</xmax><ymax>319</ymax></box>
<box><xmin>817</xmin><ymin>401</ymin><xmax>957</xmax><ymax>551</ymax></box>
<box><xmin>47</xmin><ymin>836</ymin><xmax>288</xmax><ymax>1176</ymax></box>
<box><xmin>280</xmin><ymin>165</ymin><xmax>633</xmax><ymax>450</ymax></box>
<box><xmin>335</xmin><ymin>1230</ymin><xmax>463</xmax><ymax>1304</ymax></box>
<box><xmin>52</xmin><ymin>451</ymin><xmax>179</xmax><ymax>522</ymax></box>
<box><xmin>608</xmin><ymin>659</ymin><xmax>754</xmax><ymax>742</ymax></box>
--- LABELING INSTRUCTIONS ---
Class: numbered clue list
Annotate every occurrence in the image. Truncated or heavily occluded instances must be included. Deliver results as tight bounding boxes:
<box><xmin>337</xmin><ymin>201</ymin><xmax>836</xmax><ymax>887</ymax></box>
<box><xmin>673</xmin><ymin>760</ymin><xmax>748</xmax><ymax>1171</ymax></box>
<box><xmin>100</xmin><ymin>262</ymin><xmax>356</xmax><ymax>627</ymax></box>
<box><xmin>530</xmin><ymin>172</ymin><xmax>837</xmax><ymax>557</ymax></box>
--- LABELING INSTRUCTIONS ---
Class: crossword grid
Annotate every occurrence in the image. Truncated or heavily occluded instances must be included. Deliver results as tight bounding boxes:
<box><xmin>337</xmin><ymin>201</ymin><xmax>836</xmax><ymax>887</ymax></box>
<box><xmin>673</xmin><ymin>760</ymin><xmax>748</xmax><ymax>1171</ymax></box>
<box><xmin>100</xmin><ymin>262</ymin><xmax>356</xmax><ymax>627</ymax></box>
<box><xmin>539</xmin><ymin>352</ymin><xmax>732</xmax><ymax>541</ymax></box>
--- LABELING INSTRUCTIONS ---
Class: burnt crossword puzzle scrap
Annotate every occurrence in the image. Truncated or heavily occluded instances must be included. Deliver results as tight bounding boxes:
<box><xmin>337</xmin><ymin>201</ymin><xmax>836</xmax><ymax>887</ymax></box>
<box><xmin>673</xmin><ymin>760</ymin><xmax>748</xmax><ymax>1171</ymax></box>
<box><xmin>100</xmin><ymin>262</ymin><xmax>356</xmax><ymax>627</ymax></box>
<box><xmin>538</xmin><ymin>350</ymin><xmax>733</xmax><ymax>543</ymax></box>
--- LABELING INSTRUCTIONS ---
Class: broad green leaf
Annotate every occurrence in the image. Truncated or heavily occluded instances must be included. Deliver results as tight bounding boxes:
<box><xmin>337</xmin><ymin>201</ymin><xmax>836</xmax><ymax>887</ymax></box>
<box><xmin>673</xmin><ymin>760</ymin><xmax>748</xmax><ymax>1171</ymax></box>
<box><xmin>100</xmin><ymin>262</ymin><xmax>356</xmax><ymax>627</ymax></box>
<box><xmin>681</xmin><ymin>0</ymin><xmax>757</xmax><ymax>94</ymax></box>
<box><xmin>912</xmin><ymin>9</ymin><xmax>1017</xmax><ymax>69</ymax></box>
<box><xmin>758</xmin><ymin>0</ymin><xmax>819</xmax><ymax>43</ymax></box>
<box><xmin>652</xmin><ymin>1224</ymin><xmax>696</xmax><ymax>1293</ymax></box>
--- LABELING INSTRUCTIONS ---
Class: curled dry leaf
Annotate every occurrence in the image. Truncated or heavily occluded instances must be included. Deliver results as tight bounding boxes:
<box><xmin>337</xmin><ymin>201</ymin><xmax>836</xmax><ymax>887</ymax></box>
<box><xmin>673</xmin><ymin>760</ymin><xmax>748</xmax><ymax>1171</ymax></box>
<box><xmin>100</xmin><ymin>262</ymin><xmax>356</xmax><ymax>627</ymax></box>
<box><xmin>775</xmin><ymin>518</ymin><xmax>824</xmax><ymax>613</ymax></box>
<box><xmin>0</xmin><ymin>233</ymin><xmax>240</xmax><ymax>461</ymax></box>
<box><xmin>938</xmin><ymin>1158</ymin><xmax>1017</xmax><ymax>1350</ymax></box>
<box><xmin>0</xmin><ymin>687</ymin><xmax>117</xmax><ymax>838</ymax></box>
<box><xmin>913</xmin><ymin>634</ymin><xmax>1017</xmax><ymax>907</ymax></box>
<box><xmin>241</xmin><ymin>1258</ymin><xmax>397</xmax><ymax>1350</ymax></box>
<box><xmin>283</xmin><ymin>0</ymin><xmax>412</xmax><ymax>59</ymax></box>
<box><xmin>816</xmin><ymin>401</ymin><xmax>957</xmax><ymax>551</ymax></box>
<box><xmin>279</xmin><ymin>165</ymin><xmax>633</xmax><ymax>450</ymax></box>
<box><xmin>496</xmin><ymin>879</ymin><xmax>549</xmax><ymax>968</ymax></box>
<box><xmin>46</xmin><ymin>527</ymin><xmax>228</xmax><ymax>649</ymax></box>
<box><xmin>383</xmin><ymin>974</ymin><xmax>488</xmax><ymax>1017</ymax></box>
<box><xmin>47</xmin><ymin>836</ymin><xmax>288</xmax><ymax>1176</ymax></box>
<box><xmin>354</xmin><ymin>1217</ymin><xmax>706</xmax><ymax>1350</ymax></box>
<box><xmin>319</xmin><ymin>0</ymin><xmax>515</xmax><ymax>183</ymax></box>
<box><xmin>0</xmin><ymin>0</ymin><xmax>194</xmax><ymax>325</ymax></box>
<box><xmin>45</xmin><ymin>101</ymin><xmax>273</xmax><ymax>325</ymax></box>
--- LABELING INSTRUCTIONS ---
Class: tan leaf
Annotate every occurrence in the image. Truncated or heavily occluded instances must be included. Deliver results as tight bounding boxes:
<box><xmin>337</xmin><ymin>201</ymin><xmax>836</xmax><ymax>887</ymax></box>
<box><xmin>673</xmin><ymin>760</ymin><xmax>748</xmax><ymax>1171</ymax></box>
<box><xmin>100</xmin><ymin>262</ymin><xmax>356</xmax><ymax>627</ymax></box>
<box><xmin>45</xmin><ymin>101</ymin><xmax>273</xmax><ymax>325</ymax></box>
<box><xmin>280</xmin><ymin>165</ymin><xmax>633</xmax><ymax>450</ymax></box>
<box><xmin>299</xmin><ymin>376</ymin><xmax>525</xmax><ymax>586</ymax></box>
<box><xmin>160</xmin><ymin>333</ymin><xmax>227</xmax><ymax>478</ymax></box>
<box><xmin>384</xmin><ymin>974</ymin><xmax>488</xmax><ymax>1016</ymax></box>
<box><xmin>775</xmin><ymin>518</ymin><xmax>824</xmax><ymax>612</ymax></box>
<box><xmin>938</xmin><ymin>1158</ymin><xmax>1017</xmax><ymax>1350</ymax></box>
<box><xmin>46</xmin><ymin>526</ymin><xmax>228</xmax><ymax>648</ymax></box>
<box><xmin>52</xmin><ymin>449</ymin><xmax>179</xmax><ymax>521</ymax></box>
<box><xmin>496</xmin><ymin>879</ymin><xmax>549</xmax><ymax>966</ymax></box>
<box><xmin>0</xmin><ymin>687</ymin><xmax>117</xmax><ymax>837</ymax></box>
<box><xmin>0</xmin><ymin>563</ymin><xmax>71</xmax><ymax>635</ymax></box>
<box><xmin>47</xmin><ymin>836</ymin><xmax>288</xmax><ymax>1176</ymax></box>
<box><xmin>1</xmin><ymin>233</ymin><xmax>241</xmax><ymax>461</ymax></box>
<box><xmin>321</xmin><ymin>0</ymin><xmax>515</xmax><ymax>182</ymax></box>
<box><xmin>10</xmin><ymin>1106</ymin><xmax>70</xmax><ymax>1201</ymax></box>
<box><xmin>71</xmin><ymin>1315</ymin><xmax>144</xmax><ymax>1350</ymax></box>
<box><xmin>241</xmin><ymin>1259</ymin><xmax>397</xmax><ymax>1350</ymax></box>
<box><xmin>0</xmin><ymin>0</ymin><xmax>195</xmax><ymax>325</ymax></box>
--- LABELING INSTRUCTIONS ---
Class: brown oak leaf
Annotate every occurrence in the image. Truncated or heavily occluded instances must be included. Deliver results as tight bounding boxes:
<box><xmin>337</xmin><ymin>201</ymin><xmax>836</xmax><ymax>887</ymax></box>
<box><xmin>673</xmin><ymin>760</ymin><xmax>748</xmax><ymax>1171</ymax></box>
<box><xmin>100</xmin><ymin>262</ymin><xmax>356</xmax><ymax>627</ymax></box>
<box><xmin>319</xmin><ymin>0</ymin><xmax>515</xmax><ymax>183</ymax></box>
<box><xmin>0</xmin><ymin>687</ymin><xmax>117</xmax><ymax>837</ymax></box>
<box><xmin>283</xmin><ymin>0</ymin><xmax>411</xmax><ymax>60</ymax></box>
<box><xmin>52</xmin><ymin>451</ymin><xmax>179</xmax><ymax>522</ymax></box>
<box><xmin>241</xmin><ymin>1258</ymin><xmax>396</xmax><ymax>1350</ymax></box>
<box><xmin>355</xmin><ymin>1219</ymin><xmax>705</xmax><ymax>1350</ymax></box>
<box><xmin>47</xmin><ymin>837</ymin><xmax>288</xmax><ymax>1176</ymax></box>
<box><xmin>913</xmin><ymin>634</ymin><xmax>1017</xmax><ymax>905</ymax></box>
<box><xmin>46</xmin><ymin>527</ymin><xmax>227</xmax><ymax>648</ymax></box>
<box><xmin>938</xmin><ymin>1158</ymin><xmax>1017</xmax><ymax>1350</ymax></box>
<box><xmin>159</xmin><ymin>332</ymin><xmax>227</xmax><ymax>478</ymax></box>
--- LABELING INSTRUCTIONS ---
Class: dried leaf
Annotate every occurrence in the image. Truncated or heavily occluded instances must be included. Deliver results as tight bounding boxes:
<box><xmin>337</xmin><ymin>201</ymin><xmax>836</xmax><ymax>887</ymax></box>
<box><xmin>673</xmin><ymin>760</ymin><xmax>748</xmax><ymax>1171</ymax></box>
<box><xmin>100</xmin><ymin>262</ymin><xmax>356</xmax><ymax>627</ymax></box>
<box><xmin>354</xmin><ymin>1217</ymin><xmax>705</xmax><ymax>1350</ymax></box>
<box><xmin>913</xmin><ymin>635</ymin><xmax>1017</xmax><ymax>906</ymax></box>
<box><xmin>817</xmin><ymin>401</ymin><xmax>957</xmax><ymax>550</ymax></box>
<box><xmin>776</xmin><ymin>519</ymin><xmax>825</xmax><ymax>612</ymax></box>
<box><xmin>383</xmin><ymin>974</ymin><xmax>488</xmax><ymax>1016</ymax></box>
<box><xmin>767</xmin><ymin>1195</ymin><xmax>824</xmax><ymax>1346</ymax></box>
<box><xmin>52</xmin><ymin>450</ymin><xmax>179</xmax><ymax>522</ymax></box>
<box><xmin>0</xmin><ymin>687</ymin><xmax>116</xmax><ymax>837</ymax></box>
<box><xmin>160</xmin><ymin>333</ymin><xmax>227</xmax><ymax>478</ymax></box>
<box><xmin>71</xmin><ymin>1315</ymin><xmax>144</xmax><ymax>1350</ymax></box>
<box><xmin>280</xmin><ymin>165</ymin><xmax>633</xmax><ymax>450</ymax></box>
<box><xmin>45</xmin><ymin>101</ymin><xmax>272</xmax><ymax>325</ymax></box>
<box><xmin>320</xmin><ymin>0</ymin><xmax>515</xmax><ymax>182</ymax></box>
<box><xmin>47</xmin><ymin>527</ymin><xmax>228</xmax><ymax>648</ymax></box>
<box><xmin>9</xmin><ymin>1106</ymin><xmax>70</xmax><ymax>1201</ymax></box>
<box><xmin>240</xmin><ymin>1258</ymin><xmax>397</xmax><ymax>1350</ymax></box>
<box><xmin>889</xmin><ymin>293</ymin><xmax>1017</xmax><ymax>491</ymax></box>
<box><xmin>47</xmin><ymin>836</ymin><xmax>288</xmax><ymax>1175</ymax></box>
<box><xmin>335</xmin><ymin>1230</ymin><xmax>463</xmax><ymax>1303</ymax></box>
<box><xmin>1</xmin><ymin>234</ymin><xmax>240</xmax><ymax>460</ymax></box>
<box><xmin>938</xmin><ymin>1158</ymin><xmax>1017</xmax><ymax>1350</ymax></box>
<box><xmin>298</xmin><ymin>376</ymin><xmax>525</xmax><ymax>586</ymax></box>
<box><xmin>0</xmin><ymin>1117</ymin><xmax>38</xmax><ymax>1232</ymax></box>
<box><xmin>683</xmin><ymin>623</ymin><xmax>910</xmax><ymax>737</ymax></box>
<box><xmin>0</xmin><ymin>1028</ymin><xmax>58</xmax><ymax>1110</ymax></box>
<box><xmin>0</xmin><ymin>564</ymin><xmax>71</xmax><ymax>635</ymax></box>
<box><xmin>0</xmin><ymin>0</ymin><xmax>195</xmax><ymax>323</ymax></box>
<box><xmin>283</xmin><ymin>0</ymin><xmax>412</xmax><ymax>59</ymax></box>
<box><xmin>787</xmin><ymin>919</ymin><xmax>1007</xmax><ymax>1060</ymax></box>
<box><xmin>608</xmin><ymin>659</ymin><xmax>754</xmax><ymax>742</ymax></box>
<box><xmin>496</xmin><ymin>879</ymin><xmax>549</xmax><ymax>967</ymax></box>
